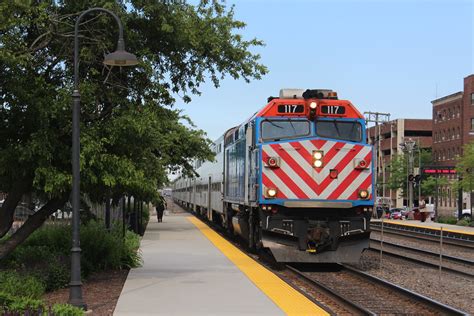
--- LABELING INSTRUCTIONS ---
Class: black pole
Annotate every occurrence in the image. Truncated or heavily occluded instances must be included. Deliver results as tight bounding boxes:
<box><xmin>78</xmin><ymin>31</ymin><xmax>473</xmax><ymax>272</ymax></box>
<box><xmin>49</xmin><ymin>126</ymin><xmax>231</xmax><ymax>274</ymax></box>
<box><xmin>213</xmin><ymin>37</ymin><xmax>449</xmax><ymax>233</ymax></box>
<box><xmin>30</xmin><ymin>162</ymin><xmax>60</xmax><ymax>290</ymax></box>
<box><xmin>69</xmin><ymin>8</ymin><xmax>127</xmax><ymax>309</ymax></box>
<box><xmin>122</xmin><ymin>196</ymin><xmax>126</xmax><ymax>239</ymax></box>
<box><xmin>139</xmin><ymin>200</ymin><xmax>143</xmax><ymax>234</ymax></box>
<box><xmin>458</xmin><ymin>175</ymin><xmax>463</xmax><ymax>220</ymax></box>
<box><xmin>134</xmin><ymin>198</ymin><xmax>138</xmax><ymax>234</ymax></box>
<box><xmin>127</xmin><ymin>196</ymin><xmax>131</xmax><ymax>230</ymax></box>
<box><xmin>434</xmin><ymin>175</ymin><xmax>439</xmax><ymax>220</ymax></box>
<box><xmin>470</xmin><ymin>170</ymin><xmax>472</xmax><ymax>220</ymax></box>
<box><xmin>105</xmin><ymin>196</ymin><xmax>111</xmax><ymax>231</ymax></box>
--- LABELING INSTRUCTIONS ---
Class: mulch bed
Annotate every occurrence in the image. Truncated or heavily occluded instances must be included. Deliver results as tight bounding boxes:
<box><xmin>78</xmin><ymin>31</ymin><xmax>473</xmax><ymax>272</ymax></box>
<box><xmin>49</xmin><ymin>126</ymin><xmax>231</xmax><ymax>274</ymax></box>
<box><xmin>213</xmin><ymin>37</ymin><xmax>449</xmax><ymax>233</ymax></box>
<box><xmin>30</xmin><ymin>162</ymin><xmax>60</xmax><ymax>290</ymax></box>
<box><xmin>43</xmin><ymin>269</ymin><xmax>129</xmax><ymax>315</ymax></box>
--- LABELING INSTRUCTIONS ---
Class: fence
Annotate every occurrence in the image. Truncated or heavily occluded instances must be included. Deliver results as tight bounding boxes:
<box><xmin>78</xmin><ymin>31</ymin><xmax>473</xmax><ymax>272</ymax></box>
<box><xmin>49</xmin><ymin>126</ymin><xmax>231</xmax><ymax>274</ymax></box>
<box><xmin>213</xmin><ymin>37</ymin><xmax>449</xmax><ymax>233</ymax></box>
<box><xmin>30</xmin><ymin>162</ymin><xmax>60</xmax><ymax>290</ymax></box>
<box><xmin>9</xmin><ymin>196</ymin><xmax>149</xmax><ymax>236</ymax></box>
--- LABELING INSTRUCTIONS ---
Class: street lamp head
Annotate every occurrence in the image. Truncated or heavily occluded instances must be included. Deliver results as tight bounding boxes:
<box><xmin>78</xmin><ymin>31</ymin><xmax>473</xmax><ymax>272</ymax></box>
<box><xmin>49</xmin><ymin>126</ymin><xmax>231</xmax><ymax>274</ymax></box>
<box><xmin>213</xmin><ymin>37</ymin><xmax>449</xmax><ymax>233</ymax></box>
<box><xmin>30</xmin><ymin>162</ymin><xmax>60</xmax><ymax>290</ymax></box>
<box><xmin>103</xmin><ymin>49</ymin><xmax>138</xmax><ymax>66</ymax></box>
<box><xmin>103</xmin><ymin>37</ymin><xmax>138</xmax><ymax>66</ymax></box>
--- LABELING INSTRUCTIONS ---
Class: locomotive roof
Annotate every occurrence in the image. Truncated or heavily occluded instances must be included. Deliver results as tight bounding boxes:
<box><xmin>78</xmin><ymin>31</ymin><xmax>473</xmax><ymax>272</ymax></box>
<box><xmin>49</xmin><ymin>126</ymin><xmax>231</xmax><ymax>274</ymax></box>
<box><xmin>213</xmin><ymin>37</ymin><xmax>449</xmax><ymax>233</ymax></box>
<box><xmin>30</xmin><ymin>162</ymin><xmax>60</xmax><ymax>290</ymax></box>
<box><xmin>256</xmin><ymin>88</ymin><xmax>364</xmax><ymax>119</ymax></box>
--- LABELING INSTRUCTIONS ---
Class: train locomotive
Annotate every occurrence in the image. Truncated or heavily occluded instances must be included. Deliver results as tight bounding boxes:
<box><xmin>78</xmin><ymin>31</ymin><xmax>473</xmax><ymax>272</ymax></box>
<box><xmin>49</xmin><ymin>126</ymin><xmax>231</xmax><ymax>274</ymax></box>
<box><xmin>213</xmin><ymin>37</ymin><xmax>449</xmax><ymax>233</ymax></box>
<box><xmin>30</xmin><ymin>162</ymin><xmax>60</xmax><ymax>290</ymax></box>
<box><xmin>173</xmin><ymin>89</ymin><xmax>374</xmax><ymax>263</ymax></box>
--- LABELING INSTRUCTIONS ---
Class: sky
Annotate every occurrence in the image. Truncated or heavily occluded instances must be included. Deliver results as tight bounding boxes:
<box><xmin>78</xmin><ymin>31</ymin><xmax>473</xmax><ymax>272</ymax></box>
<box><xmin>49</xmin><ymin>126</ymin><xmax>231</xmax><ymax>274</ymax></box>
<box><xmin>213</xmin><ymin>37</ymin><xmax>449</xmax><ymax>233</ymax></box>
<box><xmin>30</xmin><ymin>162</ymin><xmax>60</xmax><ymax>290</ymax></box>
<box><xmin>175</xmin><ymin>0</ymin><xmax>474</xmax><ymax>141</ymax></box>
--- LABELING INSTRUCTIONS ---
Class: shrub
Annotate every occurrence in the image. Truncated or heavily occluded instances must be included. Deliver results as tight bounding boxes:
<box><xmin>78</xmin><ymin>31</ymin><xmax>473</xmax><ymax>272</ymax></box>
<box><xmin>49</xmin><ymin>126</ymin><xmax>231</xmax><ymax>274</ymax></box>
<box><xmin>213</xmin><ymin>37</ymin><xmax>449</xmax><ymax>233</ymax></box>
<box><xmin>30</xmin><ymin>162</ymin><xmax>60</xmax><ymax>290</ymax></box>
<box><xmin>121</xmin><ymin>230</ymin><xmax>142</xmax><ymax>269</ymax></box>
<box><xmin>8</xmin><ymin>297</ymin><xmax>45</xmax><ymax>313</ymax></box>
<box><xmin>436</xmin><ymin>216</ymin><xmax>457</xmax><ymax>225</ymax></box>
<box><xmin>0</xmin><ymin>271</ymin><xmax>45</xmax><ymax>298</ymax></box>
<box><xmin>456</xmin><ymin>219</ymin><xmax>470</xmax><ymax>226</ymax></box>
<box><xmin>41</xmin><ymin>258</ymin><xmax>70</xmax><ymax>291</ymax></box>
<box><xmin>0</xmin><ymin>291</ymin><xmax>14</xmax><ymax>306</ymax></box>
<box><xmin>52</xmin><ymin>303</ymin><xmax>84</xmax><ymax>316</ymax></box>
<box><xmin>0</xmin><ymin>291</ymin><xmax>45</xmax><ymax>313</ymax></box>
<box><xmin>21</xmin><ymin>224</ymin><xmax>70</xmax><ymax>255</ymax></box>
<box><xmin>141</xmin><ymin>204</ymin><xmax>150</xmax><ymax>234</ymax></box>
<box><xmin>8</xmin><ymin>245</ymin><xmax>53</xmax><ymax>268</ymax></box>
<box><xmin>80</xmin><ymin>221</ymin><xmax>123</xmax><ymax>275</ymax></box>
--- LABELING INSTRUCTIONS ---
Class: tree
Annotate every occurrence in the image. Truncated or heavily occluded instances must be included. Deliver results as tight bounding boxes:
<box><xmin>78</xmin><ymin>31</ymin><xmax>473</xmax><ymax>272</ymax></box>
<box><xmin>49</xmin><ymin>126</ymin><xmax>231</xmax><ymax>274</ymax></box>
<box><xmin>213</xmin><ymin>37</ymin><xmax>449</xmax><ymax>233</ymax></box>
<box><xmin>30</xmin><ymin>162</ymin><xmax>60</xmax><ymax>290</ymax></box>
<box><xmin>456</xmin><ymin>142</ymin><xmax>474</xmax><ymax>192</ymax></box>
<box><xmin>0</xmin><ymin>0</ymin><xmax>267</xmax><ymax>259</ymax></box>
<box><xmin>387</xmin><ymin>154</ymin><xmax>408</xmax><ymax>195</ymax></box>
<box><xmin>386</xmin><ymin>149</ymin><xmax>433</xmax><ymax>199</ymax></box>
<box><xmin>420</xmin><ymin>176</ymin><xmax>449</xmax><ymax>198</ymax></box>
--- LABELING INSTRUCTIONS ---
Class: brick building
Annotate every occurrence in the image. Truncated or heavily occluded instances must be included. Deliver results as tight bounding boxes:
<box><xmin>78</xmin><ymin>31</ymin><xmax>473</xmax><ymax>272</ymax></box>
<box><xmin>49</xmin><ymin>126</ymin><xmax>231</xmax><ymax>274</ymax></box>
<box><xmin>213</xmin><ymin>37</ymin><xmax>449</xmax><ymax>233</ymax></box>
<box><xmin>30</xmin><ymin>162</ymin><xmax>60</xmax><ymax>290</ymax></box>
<box><xmin>367</xmin><ymin>119</ymin><xmax>432</xmax><ymax>208</ymax></box>
<box><xmin>431</xmin><ymin>74</ymin><xmax>474</xmax><ymax>216</ymax></box>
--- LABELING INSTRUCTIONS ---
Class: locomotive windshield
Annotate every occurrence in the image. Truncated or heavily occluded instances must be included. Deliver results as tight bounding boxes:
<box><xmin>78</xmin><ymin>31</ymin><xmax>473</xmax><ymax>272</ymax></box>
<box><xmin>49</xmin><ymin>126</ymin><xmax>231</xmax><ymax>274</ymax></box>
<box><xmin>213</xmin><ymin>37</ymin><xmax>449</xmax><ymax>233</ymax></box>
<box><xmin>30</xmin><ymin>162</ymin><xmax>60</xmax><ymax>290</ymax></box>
<box><xmin>315</xmin><ymin>120</ymin><xmax>362</xmax><ymax>142</ymax></box>
<box><xmin>261</xmin><ymin>119</ymin><xmax>310</xmax><ymax>141</ymax></box>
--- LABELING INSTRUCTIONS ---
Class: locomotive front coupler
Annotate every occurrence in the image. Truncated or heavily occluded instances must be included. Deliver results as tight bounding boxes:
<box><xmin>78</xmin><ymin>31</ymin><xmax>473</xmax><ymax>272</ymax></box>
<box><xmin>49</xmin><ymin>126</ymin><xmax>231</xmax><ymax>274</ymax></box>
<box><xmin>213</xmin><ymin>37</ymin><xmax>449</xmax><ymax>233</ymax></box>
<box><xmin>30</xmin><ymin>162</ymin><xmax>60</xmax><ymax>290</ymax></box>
<box><xmin>259</xmin><ymin>207</ymin><xmax>370</xmax><ymax>253</ymax></box>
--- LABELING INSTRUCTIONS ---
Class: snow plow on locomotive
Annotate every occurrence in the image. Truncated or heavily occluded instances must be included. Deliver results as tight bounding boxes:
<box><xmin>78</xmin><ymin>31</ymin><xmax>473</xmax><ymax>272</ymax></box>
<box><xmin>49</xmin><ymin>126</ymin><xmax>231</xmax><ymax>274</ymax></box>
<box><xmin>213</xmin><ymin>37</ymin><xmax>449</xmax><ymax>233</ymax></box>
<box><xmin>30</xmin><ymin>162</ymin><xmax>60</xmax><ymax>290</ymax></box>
<box><xmin>172</xmin><ymin>89</ymin><xmax>374</xmax><ymax>263</ymax></box>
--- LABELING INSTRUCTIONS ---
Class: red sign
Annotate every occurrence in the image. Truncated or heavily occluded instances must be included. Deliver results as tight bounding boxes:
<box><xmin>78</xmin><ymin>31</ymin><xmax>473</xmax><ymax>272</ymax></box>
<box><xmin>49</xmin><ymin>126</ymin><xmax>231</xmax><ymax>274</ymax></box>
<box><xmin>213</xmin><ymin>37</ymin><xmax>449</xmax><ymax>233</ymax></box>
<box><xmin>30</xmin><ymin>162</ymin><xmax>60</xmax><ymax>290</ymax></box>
<box><xmin>422</xmin><ymin>168</ymin><xmax>456</xmax><ymax>174</ymax></box>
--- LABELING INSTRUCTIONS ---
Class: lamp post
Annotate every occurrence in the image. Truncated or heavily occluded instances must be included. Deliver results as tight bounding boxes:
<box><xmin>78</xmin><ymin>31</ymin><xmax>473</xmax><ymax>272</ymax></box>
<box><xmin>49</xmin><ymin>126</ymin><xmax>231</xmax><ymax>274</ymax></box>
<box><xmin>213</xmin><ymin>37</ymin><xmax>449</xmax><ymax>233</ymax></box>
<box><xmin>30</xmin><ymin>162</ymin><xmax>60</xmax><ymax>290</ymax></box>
<box><xmin>70</xmin><ymin>8</ymin><xmax>137</xmax><ymax>308</ymax></box>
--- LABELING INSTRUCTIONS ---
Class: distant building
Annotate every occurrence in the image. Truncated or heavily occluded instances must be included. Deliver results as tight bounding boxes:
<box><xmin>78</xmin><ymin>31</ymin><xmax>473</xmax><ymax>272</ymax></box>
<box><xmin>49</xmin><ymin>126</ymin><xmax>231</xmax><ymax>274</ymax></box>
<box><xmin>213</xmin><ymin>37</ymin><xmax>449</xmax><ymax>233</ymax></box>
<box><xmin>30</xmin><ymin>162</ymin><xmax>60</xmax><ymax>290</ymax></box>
<box><xmin>431</xmin><ymin>74</ymin><xmax>474</xmax><ymax>216</ymax></box>
<box><xmin>367</xmin><ymin>118</ymin><xmax>432</xmax><ymax>208</ymax></box>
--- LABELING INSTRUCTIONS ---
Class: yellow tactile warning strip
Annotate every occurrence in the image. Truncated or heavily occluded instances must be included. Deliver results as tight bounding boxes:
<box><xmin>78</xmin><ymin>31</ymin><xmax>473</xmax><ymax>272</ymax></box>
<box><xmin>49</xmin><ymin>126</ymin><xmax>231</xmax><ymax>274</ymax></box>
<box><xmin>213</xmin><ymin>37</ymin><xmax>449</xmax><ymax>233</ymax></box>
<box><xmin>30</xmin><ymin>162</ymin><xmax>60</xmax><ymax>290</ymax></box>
<box><xmin>383</xmin><ymin>220</ymin><xmax>474</xmax><ymax>236</ymax></box>
<box><xmin>188</xmin><ymin>216</ymin><xmax>329</xmax><ymax>316</ymax></box>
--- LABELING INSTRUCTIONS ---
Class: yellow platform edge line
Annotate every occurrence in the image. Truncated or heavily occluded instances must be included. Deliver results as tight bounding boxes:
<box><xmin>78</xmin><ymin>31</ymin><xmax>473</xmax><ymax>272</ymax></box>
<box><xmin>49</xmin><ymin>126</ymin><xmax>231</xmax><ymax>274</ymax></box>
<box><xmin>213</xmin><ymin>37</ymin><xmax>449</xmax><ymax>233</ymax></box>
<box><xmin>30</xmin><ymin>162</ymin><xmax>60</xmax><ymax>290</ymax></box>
<box><xmin>187</xmin><ymin>216</ymin><xmax>329</xmax><ymax>316</ymax></box>
<box><xmin>382</xmin><ymin>220</ymin><xmax>474</xmax><ymax>236</ymax></box>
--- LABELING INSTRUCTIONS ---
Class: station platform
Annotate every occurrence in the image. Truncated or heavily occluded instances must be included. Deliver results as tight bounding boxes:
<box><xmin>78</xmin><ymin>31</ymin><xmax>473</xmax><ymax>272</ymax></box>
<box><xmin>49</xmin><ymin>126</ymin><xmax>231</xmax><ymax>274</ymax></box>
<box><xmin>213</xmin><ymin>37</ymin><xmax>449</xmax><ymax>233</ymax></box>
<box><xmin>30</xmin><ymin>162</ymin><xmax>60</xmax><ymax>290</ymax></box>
<box><xmin>371</xmin><ymin>219</ymin><xmax>474</xmax><ymax>236</ymax></box>
<box><xmin>114</xmin><ymin>209</ymin><xmax>328</xmax><ymax>315</ymax></box>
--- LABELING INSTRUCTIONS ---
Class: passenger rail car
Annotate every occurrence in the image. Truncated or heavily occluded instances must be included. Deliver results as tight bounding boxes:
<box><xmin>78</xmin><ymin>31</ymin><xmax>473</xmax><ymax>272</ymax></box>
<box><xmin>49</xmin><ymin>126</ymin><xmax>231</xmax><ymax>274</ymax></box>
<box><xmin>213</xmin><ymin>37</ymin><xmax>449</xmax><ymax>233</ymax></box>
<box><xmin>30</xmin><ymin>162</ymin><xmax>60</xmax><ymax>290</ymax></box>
<box><xmin>173</xmin><ymin>89</ymin><xmax>374</xmax><ymax>263</ymax></box>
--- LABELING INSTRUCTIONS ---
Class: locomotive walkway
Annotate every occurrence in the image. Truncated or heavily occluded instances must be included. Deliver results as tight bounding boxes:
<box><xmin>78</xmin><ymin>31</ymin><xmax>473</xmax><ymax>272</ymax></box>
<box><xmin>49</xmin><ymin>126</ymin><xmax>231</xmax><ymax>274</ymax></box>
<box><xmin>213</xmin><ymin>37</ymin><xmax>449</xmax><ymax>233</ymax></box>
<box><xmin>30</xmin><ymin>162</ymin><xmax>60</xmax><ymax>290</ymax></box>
<box><xmin>114</xmin><ymin>207</ymin><xmax>328</xmax><ymax>315</ymax></box>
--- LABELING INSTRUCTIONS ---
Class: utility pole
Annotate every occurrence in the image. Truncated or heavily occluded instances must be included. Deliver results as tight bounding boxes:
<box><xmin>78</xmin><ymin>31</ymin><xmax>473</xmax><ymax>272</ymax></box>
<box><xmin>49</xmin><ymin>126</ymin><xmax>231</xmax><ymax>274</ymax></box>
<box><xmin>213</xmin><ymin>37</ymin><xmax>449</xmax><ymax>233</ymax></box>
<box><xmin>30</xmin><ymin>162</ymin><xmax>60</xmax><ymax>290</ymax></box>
<box><xmin>364</xmin><ymin>112</ymin><xmax>391</xmax><ymax>214</ymax></box>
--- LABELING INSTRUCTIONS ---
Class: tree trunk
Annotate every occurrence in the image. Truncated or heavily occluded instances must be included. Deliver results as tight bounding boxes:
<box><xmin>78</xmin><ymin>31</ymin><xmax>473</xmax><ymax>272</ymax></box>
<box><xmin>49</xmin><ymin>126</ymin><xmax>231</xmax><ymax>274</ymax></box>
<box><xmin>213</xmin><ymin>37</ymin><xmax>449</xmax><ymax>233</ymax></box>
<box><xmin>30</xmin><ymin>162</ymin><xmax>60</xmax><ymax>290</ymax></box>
<box><xmin>0</xmin><ymin>195</ymin><xmax>67</xmax><ymax>261</ymax></box>
<box><xmin>0</xmin><ymin>178</ymin><xmax>32</xmax><ymax>238</ymax></box>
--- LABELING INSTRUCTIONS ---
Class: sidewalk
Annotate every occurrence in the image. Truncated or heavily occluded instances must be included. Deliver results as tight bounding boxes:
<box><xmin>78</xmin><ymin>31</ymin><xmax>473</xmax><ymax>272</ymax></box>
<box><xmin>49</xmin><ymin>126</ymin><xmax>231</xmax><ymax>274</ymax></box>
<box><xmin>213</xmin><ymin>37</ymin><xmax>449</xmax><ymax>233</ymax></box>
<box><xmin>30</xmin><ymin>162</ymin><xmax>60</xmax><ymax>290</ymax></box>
<box><xmin>113</xmin><ymin>212</ymin><xmax>284</xmax><ymax>315</ymax></box>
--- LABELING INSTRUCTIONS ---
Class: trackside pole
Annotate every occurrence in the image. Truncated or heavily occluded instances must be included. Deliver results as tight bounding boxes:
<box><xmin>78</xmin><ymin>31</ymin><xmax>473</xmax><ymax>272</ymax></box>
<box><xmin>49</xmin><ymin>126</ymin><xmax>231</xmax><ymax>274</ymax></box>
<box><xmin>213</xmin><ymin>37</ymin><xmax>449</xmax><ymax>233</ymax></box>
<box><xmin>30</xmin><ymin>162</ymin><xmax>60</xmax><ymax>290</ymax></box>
<box><xmin>379</xmin><ymin>217</ymin><xmax>384</xmax><ymax>269</ymax></box>
<box><xmin>439</xmin><ymin>226</ymin><xmax>443</xmax><ymax>282</ymax></box>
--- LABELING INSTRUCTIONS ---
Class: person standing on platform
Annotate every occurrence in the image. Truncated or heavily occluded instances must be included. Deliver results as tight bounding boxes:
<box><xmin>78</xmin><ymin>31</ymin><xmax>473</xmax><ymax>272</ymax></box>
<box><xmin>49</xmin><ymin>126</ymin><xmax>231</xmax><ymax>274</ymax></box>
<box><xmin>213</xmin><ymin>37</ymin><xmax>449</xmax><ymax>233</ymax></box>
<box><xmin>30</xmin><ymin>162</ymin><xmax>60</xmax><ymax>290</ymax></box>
<box><xmin>156</xmin><ymin>196</ymin><xmax>165</xmax><ymax>223</ymax></box>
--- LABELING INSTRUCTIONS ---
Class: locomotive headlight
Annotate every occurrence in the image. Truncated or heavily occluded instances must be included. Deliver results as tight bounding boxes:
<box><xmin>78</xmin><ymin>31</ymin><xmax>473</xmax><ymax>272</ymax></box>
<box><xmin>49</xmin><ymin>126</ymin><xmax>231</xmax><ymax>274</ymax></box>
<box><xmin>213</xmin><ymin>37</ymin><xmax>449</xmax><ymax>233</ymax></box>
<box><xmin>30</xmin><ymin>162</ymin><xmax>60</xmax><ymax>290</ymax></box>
<box><xmin>309</xmin><ymin>102</ymin><xmax>317</xmax><ymax>120</ymax></box>
<box><xmin>313</xmin><ymin>151</ymin><xmax>323</xmax><ymax>160</ymax></box>
<box><xmin>313</xmin><ymin>160</ymin><xmax>323</xmax><ymax>168</ymax></box>
<box><xmin>312</xmin><ymin>150</ymin><xmax>324</xmax><ymax>168</ymax></box>
<box><xmin>266</xmin><ymin>188</ymin><xmax>278</xmax><ymax>198</ymax></box>
<box><xmin>358</xmin><ymin>189</ymin><xmax>369</xmax><ymax>199</ymax></box>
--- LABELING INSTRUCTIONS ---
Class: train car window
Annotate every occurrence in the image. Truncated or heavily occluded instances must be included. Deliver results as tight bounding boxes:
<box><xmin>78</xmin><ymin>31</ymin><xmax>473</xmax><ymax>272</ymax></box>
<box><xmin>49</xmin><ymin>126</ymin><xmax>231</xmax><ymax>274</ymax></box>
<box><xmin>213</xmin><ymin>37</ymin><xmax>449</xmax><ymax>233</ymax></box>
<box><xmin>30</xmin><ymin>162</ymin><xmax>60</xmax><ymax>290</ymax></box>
<box><xmin>315</xmin><ymin>120</ymin><xmax>362</xmax><ymax>142</ymax></box>
<box><xmin>261</xmin><ymin>119</ymin><xmax>310</xmax><ymax>141</ymax></box>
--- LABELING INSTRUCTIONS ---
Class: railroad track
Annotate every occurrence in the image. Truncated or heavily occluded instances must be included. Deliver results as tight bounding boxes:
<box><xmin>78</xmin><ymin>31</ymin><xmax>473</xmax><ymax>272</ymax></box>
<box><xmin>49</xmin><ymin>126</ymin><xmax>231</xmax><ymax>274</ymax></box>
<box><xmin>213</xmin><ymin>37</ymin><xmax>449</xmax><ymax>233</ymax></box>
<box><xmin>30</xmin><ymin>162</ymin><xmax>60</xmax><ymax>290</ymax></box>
<box><xmin>370</xmin><ymin>223</ymin><xmax>474</xmax><ymax>249</ymax></box>
<box><xmin>286</xmin><ymin>264</ymin><xmax>467</xmax><ymax>315</ymax></box>
<box><xmin>369</xmin><ymin>239</ymin><xmax>474</xmax><ymax>278</ymax></box>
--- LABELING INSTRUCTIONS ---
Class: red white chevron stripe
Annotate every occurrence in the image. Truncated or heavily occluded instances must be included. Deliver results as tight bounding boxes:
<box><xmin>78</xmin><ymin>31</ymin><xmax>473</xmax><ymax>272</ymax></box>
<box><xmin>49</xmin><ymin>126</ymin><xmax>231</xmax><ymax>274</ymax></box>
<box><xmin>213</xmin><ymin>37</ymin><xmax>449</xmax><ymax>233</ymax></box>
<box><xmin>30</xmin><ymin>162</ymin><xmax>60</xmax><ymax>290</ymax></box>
<box><xmin>261</xmin><ymin>139</ymin><xmax>372</xmax><ymax>200</ymax></box>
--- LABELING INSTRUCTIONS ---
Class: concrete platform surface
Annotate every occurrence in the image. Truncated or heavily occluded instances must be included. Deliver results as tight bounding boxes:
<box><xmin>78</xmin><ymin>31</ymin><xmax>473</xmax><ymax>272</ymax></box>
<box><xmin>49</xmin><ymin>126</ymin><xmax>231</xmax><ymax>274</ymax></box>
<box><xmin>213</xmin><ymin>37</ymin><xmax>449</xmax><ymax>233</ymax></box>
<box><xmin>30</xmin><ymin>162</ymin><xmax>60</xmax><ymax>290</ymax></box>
<box><xmin>372</xmin><ymin>219</ymin><xmax>474</xmax><ymax>235</ymax></box>
<box><xmin>114</xmin><ymin>213</ymin><xmax>286</xmax><ymax>316</ymax></box>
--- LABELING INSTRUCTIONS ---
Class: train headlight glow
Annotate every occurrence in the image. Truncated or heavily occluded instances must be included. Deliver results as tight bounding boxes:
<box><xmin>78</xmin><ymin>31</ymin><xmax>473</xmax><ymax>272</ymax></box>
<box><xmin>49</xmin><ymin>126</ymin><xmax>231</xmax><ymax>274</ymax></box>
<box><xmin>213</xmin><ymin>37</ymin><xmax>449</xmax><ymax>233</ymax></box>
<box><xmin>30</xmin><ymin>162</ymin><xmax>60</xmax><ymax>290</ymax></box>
<box><xmin>309</xmin><ymin>102</ymin><xmax>317</xmax><ymax>109</ymax></box>
<box><xmin>358</xmin><ymin>189</ymin><xmax>369</xmax><ymax>199</ymax></box>
<box><xmin>313</xmin><ymin>160</ymin><xmax>323</xmax><ymax>168</ymax></box>
<box><xmin>313</xmin><ymin>151</ymin><xmax>323</xmax><ymax>160</ymax></box>
<box><xmin>266</xmin><ymin>188</ymin><xmax>278</xmax><ymax>198</ymax></box>
<box><xmin>312</xmin><ymin>150</ymin><xmax>324</xmax><ymax>168</ymax></box>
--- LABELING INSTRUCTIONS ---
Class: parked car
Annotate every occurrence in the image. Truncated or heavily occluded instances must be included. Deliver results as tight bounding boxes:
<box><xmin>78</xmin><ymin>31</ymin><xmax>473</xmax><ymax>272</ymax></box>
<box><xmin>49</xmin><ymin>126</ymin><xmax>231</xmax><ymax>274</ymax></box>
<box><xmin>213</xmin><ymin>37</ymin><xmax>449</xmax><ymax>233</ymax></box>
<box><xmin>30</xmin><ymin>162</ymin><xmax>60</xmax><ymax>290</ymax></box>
<box><xmin>385</xmin><ymin>208</ymin><xmax>405</xmax><ymax>219</ymax></box>
<box><xmin>454</xmin><ymin>209</ymin><xmax>472</xmax><ymax>220</ymax></box>
<box><xmin>390</xmin><ymin>211</ymin><xmax>403</xmax><ymax>220</ymax></box>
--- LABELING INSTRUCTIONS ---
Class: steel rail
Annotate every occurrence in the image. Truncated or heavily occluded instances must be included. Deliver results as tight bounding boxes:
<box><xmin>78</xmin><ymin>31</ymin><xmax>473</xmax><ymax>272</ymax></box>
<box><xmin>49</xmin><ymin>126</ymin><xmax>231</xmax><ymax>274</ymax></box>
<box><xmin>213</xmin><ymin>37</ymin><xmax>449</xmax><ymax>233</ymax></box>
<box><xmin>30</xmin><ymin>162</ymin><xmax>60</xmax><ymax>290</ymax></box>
<box><xmin>370</xmin><ymin>225</ymin><xmax>474</xmax><ymax>249</ymax></box>
<box><xmin>286</xmin><ymin>265</ymin><xmax>375</xmax><ymax>316</ymax></box>
<box><xmin>341</xmin><ymin>265</ymin><xmax>468</xmax><ymax>316</ymax></box>
<box><xmin>370</xmin><ymin>238</ymin><xmax>474</xmax><ymax>266</ymax></box>
<box><xmin>367</xmin><ymin>245</ymin><xmax>474</xmax><ymax>278</ymax></box>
